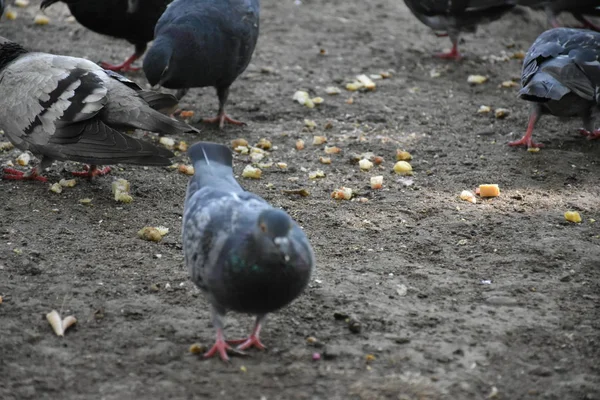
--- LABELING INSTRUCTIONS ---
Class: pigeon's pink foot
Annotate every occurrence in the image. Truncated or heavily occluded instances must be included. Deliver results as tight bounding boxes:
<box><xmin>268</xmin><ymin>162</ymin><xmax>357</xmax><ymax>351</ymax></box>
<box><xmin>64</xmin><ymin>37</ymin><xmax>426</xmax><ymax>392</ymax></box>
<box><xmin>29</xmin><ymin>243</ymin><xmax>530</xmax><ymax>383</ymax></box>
<box><xmin>100</xmin><ymin>53</ymin><xmax>141</xmax><ymax>72</ymax></box>
<box><xmin>508</xmin><ymin>136</ymin><xmax>544</xmax><ymax>149</ymax></box>
<box><xmin>227</xmin><ymin>335</ymin><xmax>266</xmax><ymax>351</ymax></box>
<box><xmin>71</xmin><ymin>165</ymin><xmax>111</xmax><ymax>179</ymax></box>
<box><xmin>202</xmin><ymin>113</ymin><xmax>246</xmax><ymax>129</ymax></box>
<box><xmin>434</xmin><ymin>32</ymin><xmax>449</xmax><ymax>38</ymax></box>
<box><xmin>578</xmin><ymin>128</ymin><xmax>600</xmax><ymax>140</ymax></box>
<box><xmin>204</xmin><ymin>329</ymin><xmax>238</xmax><ymax>362</ymax></box>
<box><xmin>509</xmin><ymin>110</ymin><xmax>543</xmax><ymax>149</ymax></box>
<box><xmin>581</xmin><ymin>17</ymin><xmax>600</xmax><ymax>32</ymax></box>
<box><xmin>2</xmin><ymin>167</ymin><xmax>47</xmax><ymax>182</ymax></box>
<box><xmin>433</xmin><ymin>43</ymin><xmax>462</xmax><ymax>61</ymax></box>
<box><xmin>226</xmin><ymin>321</ymin><xmax>266</xmax><ymax>351</ymax></box>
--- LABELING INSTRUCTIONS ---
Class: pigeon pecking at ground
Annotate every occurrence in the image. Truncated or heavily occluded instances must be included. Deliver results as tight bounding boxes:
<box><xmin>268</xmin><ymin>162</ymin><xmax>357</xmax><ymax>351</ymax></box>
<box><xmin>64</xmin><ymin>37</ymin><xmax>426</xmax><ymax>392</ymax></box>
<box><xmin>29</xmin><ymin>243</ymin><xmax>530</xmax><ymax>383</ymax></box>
<box><xmin>143</xmin><ymin>0</ymin><xmax>260</xmax><ymax>129</ymax></box>
<box><xmin>182</xmin><ymin>142</ymin><xmax>314</xmax><ymax>362</ymax></box>
<box><xmin>0</xmin><ymin>37</ymin><xmax>198</xmax><ymax>182</ymax></box>
<box><xmin>518</xmin><ymin>1</ymin><xmax>600</xmax><ymax>32</ymax></box>
<box><xmin>510</xmin><ymin>28</ymin><xmax>600</xmax><ymax>149</ymax></box>
<box><xmin>40</xmin><ymin>0</ymin><xmax>172</xmax><ymax>72</ymax></box>
<box><xmin>402</xmin><ymin>0</ymin><xmax>517</xmax><ymax>60</ymax></box>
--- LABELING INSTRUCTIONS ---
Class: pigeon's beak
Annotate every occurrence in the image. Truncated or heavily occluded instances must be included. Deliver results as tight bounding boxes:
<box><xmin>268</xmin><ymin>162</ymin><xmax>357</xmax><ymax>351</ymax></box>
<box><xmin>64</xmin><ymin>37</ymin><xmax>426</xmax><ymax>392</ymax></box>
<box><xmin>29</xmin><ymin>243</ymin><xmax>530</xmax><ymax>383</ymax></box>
<box><xmin>274</xmin><ymin>237</ymin><xmax>290</xmax><ymax>262</ymax></box>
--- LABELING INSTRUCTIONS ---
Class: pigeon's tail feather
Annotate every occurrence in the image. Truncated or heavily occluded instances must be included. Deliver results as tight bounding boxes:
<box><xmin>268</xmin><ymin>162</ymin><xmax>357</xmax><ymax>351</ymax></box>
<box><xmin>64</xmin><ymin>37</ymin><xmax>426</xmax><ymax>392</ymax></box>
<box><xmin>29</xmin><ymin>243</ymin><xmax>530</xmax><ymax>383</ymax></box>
<box><xmin>131</xmin><ymin>106</ymin><xmax>199</xmax><ymax>135</ymax></box>
<box><xmin>187</xmin><ymin>141</ymin><xmax>243</xmax><ymax>192</ymax></box>
<box><xmin>518</xmin><ymin>72</ymin><xmax>570</xmax><ymax>102</ymax></box>
<box><xmin>137</xmin><ymin>90</ymin><xmax>180</xmax><ymax>114</ymax></box>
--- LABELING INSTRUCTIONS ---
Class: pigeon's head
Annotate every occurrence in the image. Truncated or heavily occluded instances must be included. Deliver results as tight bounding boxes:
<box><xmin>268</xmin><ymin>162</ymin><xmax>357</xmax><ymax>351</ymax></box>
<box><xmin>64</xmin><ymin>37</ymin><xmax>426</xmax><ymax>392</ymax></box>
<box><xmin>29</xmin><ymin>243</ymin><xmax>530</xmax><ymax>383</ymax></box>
<box><xmin>256</xmin><ymin>209</ymin><xmax>293</xmax><ymax>259</ymax></box>
<box><xmin>143</xmin><ymin>37</ymin><xmax>173</xmax><ymax>88</ymax></box>
<box><xmin>40</xmin><ymin>0</ymin><xmax>62</xmax><ymax>10</ymax></box>
<box><xmin>0</xmin><ymin>37</ymin><xmax>27</xmax><ymax>70</ymax></box>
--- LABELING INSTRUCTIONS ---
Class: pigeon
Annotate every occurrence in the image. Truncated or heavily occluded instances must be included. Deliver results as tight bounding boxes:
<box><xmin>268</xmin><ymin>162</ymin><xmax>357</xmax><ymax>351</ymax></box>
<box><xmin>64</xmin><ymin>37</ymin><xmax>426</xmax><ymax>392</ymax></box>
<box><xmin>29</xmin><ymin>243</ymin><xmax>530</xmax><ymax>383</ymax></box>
<box><xmin>511</xmin><ymin>28</ymin><xmax>600</xmax><ymax>149</ymax></box>
<box><xmin>403</xmin><ymin>0</ymin><xmax>517</xmax><ymax>60</ymax></box>
<box><xmin>182</xmin><ymin>142</ymin><xmax>314</xmax><ymax>362</ymax></box>
<box><xmin>40</xmin><ymin>0</ymin><xmax>172</xmax><ymax>72</ymax></box>
<box><xmin>518</xmin><ymin>1</ymin><xmax>600</xmax><ymax>32</ymax></box>
<box><xmin>143</xmin><ymin>0</ymin><xmax>260</xmax><ymax>129</ymax></box>
<box><xmin>0</xmin><ymin>37</ymin><xmax>198</xmax><ymax>182</ymax></box>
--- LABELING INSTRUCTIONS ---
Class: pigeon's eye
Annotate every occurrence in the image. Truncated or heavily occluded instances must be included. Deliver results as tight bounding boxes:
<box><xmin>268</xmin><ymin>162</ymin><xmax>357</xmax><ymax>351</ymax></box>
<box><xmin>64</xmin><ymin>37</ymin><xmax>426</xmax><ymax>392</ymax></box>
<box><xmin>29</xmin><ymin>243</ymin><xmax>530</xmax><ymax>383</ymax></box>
<box><xmin>260</xmin><ymin>223</ymin><xmax>267</xmax><ymax>233</ymax></box>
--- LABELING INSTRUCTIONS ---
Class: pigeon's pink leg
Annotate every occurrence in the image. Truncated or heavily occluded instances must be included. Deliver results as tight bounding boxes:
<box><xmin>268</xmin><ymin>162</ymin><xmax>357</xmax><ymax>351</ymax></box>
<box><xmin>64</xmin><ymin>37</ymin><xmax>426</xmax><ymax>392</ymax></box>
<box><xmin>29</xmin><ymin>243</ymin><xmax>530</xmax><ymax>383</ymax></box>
<box><xmin>71</xmin><ymin>165</ymin><xmax>111</xmax><ymax>179</ymax></box>
<box><xmin>549</xmin><ymin>17</ymin><xmax>562</xmax><ymax>29</ymax></box>
<box><xmin>434</xmin><ymin>42</ymin><xmax>462</xmax><ymax>61</ymax></box>
<box><xmin>2</xmin><ymin>167</ymin><xmax>47</xmax><ymax>182</ymax></box>
<box><xmin>227</xmin><ymin>316</ymin><xmax>267</xmax><ymax>351</ymax></box>
<box><xmin>509</xmin><ymin>110</ymin><xmax>544</xmax><ymax>149</ymax></box>
<box><xmin>100</xmin><ymin>53</ymin><xmax>141</xmax><ymax>72</ymax></box>
<box><xmin>202</xmin><ymin>113</ymin><xmax>246</xmax><ymax>130</ymax></box>
<box><xmin>204</xmin><ymin>328</ymin><xmax>235</xmax><ymax>362</ymax></box>
<box><xmin>579</xmin><ymin>16</ymin><xmax>600</xmax><ymax>32</ymax></box>
<box><xmin>577</xmin><ymin>129</ymin><xmax>600</xmax><ymax>140</ymax></box>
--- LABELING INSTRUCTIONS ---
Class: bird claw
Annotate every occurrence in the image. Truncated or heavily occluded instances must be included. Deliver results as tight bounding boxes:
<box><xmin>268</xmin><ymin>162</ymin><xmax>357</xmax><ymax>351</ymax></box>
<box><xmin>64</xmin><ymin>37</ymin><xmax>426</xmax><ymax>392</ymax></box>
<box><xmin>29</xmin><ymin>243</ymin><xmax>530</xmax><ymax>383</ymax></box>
<box><xmin>578</xmin><ymin>128</ymin><xmax>600</xmax><ymax>140</ymax></box>
<box><xmin>226</xmin><ymin>335</ymin><xmax>267</xmax><ymax>351</ymax></box>
<box><xmin>508</xmin><ymin>136</ymin><xmax>544</xmax><ymax>149</ymax></box>
<box><xmin>433</xmin><ymin>48</ymin><xmax>462</xmax><ymax>61</ymax></box>
<box><xmin>3</xmin><ymin>167</ymin><xmax>47</xmax><ymax>182</ymax></box>
<box><xmin>202</xmin><ymin>113</ymin><xmax>246</xmax><ymax>129</ymax></box>
<box><xmin>71</xmin><ymin>165</ymin><xmax>111</xmax><ymax>179</ymax></box>
<box><xmin>204</xmin><ymin>339</ymin><xmax>247</xmax><ymax>362</ymax></box>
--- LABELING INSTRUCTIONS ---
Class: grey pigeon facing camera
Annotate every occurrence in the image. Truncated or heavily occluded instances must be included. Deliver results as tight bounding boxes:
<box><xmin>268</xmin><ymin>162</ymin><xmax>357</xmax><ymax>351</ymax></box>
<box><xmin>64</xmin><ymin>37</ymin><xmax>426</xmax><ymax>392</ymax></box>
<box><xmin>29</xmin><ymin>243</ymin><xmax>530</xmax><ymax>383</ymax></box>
<box><xmin>143</xmin><ymin>0</ymin><xmax>260</xmax><ymax>129</ymax></box>
<box><xmin>403</xmin><ymin>0</ymin><xmax>517</xmax><ymax>60</ymax></box>
<box><xmin>0</xmin><ymin>37</ymin><xmax>197</xmax><ymax>182</ymax></box>
<box><xmin>182</xmin><ymin>142</ymin><xmax>314</xmax><ymax>361</ymax></box>
<box><xmin>511</xmin><ymin>28</ymin><xmax>600</xmax><ymax>149</ymax></box>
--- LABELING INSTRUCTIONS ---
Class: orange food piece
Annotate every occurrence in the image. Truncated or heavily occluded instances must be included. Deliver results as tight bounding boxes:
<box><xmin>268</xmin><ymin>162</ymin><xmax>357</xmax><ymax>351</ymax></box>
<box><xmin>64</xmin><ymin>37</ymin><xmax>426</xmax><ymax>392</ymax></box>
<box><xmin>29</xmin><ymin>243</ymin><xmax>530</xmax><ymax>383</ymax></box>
<box><xmin>478</xmin><ymin>184</ymin><xmax>500</xmax><ymax>198</ymax></box>
<box><xmin>179</xmin><ymin>110</ymin><xmax>195</xmax><ymax>118</ymax></box>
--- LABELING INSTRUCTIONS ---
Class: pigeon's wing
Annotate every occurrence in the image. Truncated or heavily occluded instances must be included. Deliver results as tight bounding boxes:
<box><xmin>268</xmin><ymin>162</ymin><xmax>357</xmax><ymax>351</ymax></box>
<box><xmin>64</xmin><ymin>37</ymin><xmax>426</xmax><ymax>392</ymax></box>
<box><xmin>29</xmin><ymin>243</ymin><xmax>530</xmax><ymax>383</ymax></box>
<box><xmin>0</xmin><ymin>52</ymin><xmax>173</xmax><ymax>164</ymax></box>
<box><xmin>405</xmin><ymin>0</ymin><xmax>512</xmax><ymax>15</ymax></box>
<box><xmin>101</xmin><ymin>77</ymin><xmax>197</xmax><ymax>135</ymax></box>
<box><xmin>522</xmin><ymin>28</ymin><xmax>600</xmax><ymax>86</ymax></box>
<box><xmin>183</xmin><ymin>186</ymin><xmax>267</xmax><ymax>293</ymax></box>
<box><xmin>228</xmin><ymin>0</ymin><xmax>260</xmax><ymax>74</ymax></box>
<box><xmin>0</xmin><ymin>52</ymin><xmax>109</xmax><ymax>149</ymax></box>
<box><xmin>183</xmin><ymin>141</ymin><xmax>269</xmax><ymax>292</ymax></box>
<box><xmin>289</xmin><ymin>224</ymin><xmax>316</xmax><ymax>274</ymax></box>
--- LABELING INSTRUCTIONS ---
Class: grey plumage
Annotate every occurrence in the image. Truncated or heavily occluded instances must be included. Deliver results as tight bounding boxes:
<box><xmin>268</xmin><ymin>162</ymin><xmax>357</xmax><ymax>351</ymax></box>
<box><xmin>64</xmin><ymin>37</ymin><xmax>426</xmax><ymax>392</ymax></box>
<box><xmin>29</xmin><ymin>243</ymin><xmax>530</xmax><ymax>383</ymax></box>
<box><xmin>143</xmin><ymin>0</ymin><xmax>260</xmax><ymax>128</ymax></box>
<box><xmin>403</xmin><ymin>0</ymin><xmax>517</xmax><ymax>59</ymax></box>
<box><xmin>182</xmin><ymin>141</ymin><xmax>314</xmax><ymax>361</ymax></box>
<box><xmin>0</xmin><ymin>37</ymin><xmax>198</xmax><ymax>181</ymax></box>
<box><xmin>518</xmin><ymin>0</ymin><xmax>600</xmax><ymax>32</ymax></box>
<box><xmin>510</xmin><ymin>28</ymin><xmax>600</xmax><ymax>149</ymax></box>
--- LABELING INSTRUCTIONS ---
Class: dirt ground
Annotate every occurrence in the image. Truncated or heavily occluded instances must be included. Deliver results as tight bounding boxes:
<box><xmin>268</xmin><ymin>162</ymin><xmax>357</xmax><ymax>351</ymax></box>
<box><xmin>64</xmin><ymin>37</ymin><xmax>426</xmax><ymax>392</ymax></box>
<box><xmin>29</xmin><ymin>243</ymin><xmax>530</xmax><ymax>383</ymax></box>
<box><xmin>1</xmin><ymin>1</ymin><xmax>599</xmax><ymax>399</ymax></box>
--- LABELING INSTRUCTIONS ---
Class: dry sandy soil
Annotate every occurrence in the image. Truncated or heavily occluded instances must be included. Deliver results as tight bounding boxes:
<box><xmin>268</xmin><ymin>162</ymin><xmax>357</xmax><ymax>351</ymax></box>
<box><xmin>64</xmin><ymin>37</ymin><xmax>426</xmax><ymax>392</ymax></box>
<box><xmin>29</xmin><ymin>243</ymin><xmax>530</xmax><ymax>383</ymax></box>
<box><xmin>1</xmin><ymin>1</ymin><xmax>599</xmax><ymax>399</ymax></box>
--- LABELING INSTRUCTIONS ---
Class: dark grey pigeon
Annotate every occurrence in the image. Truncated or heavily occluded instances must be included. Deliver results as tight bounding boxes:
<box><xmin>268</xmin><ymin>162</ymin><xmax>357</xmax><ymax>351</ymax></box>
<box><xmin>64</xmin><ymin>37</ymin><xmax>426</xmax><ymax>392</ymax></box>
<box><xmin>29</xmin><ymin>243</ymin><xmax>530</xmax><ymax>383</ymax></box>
<box><xmin>0</xmin><ymin>37</ymin><xmax>198</xmax><ymax>182</ymax></box>
<box><xmin>40</xmin><ymin>0</ymin><xmax>173</xmax><ymax>72</ymax></box>
<box><xmin>182</xmin><ymin>142</ymin><xmax>314</xmax><ymax>362</ymax></box>
<box><xmin>511</xmin><ymin>28</ymin><xmax>600</xmax><ymax>149</ymax></box>
<box><xmin>518</xmin><ymin>1</ymin><xmax>600</xmax><ymax>32</ymax></box>
<box><xmin>403</xmin><ymin>0</ymin><xmax>517</xmax><ymax>60</ymax></box>
<box><xmin>143</xmin><ymin>0</ymin><xmax>260</xmax><ymax>129</ymax></box>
